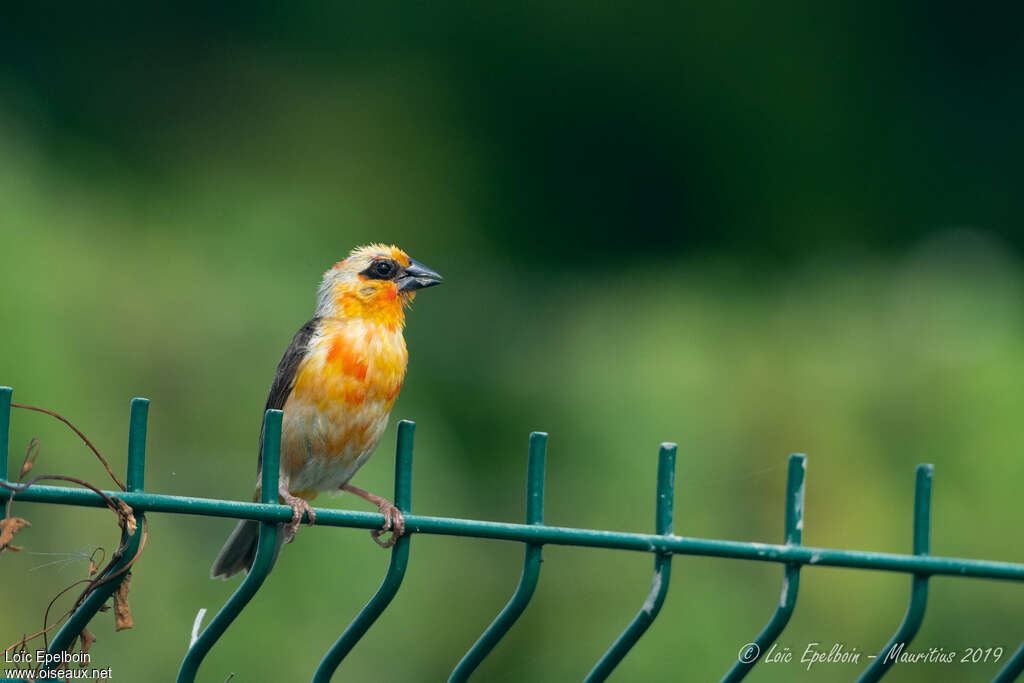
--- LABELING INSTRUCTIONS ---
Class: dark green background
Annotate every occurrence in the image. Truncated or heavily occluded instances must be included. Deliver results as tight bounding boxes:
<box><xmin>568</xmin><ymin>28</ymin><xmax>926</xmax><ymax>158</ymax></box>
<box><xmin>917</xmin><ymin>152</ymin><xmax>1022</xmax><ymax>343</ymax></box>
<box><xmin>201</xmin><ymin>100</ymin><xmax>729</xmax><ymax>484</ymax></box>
<box><xmin>2</xmin><ymin>4</ymin><xmax>1022</xmax><ymax>681</ymax></box>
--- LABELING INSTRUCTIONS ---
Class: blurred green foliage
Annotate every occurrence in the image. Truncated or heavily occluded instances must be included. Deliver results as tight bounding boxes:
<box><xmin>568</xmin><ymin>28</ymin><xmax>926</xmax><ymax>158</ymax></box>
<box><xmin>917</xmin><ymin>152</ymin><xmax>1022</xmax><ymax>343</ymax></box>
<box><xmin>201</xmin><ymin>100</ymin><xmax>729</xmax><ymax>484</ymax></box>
<box><xmin>2</xmin><ymin>3</ymin><xmax>1023</xmax><ymax>681</ymax></box>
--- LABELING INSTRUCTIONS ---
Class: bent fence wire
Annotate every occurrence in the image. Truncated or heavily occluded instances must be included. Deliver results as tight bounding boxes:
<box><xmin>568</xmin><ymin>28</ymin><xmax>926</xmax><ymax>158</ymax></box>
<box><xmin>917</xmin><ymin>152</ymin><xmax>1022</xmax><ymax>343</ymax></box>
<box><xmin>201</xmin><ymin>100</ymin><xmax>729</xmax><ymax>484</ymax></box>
<box><xmin>1</xmin><ymin>385</ymin><xmax>1023</xmax><ymax>682</ymax></box>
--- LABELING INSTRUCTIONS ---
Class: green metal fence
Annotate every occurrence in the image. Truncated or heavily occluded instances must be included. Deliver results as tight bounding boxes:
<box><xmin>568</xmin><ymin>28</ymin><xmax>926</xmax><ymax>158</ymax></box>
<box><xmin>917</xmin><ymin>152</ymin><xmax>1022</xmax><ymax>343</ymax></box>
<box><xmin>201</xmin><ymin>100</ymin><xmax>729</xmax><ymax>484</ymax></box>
<box><xmin>1</xmin><ymin>384</ymin><xmax>1023</xmax><ymax>682</ymax></box>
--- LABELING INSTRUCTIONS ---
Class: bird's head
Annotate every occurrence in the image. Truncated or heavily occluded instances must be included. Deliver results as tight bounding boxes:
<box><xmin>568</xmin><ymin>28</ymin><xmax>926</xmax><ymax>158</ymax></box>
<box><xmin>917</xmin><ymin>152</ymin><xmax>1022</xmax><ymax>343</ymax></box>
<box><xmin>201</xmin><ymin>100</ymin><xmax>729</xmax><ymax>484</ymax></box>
<box><xmin>317</xmin><ymin>244</ymin><xmax>442</xmax><ymax>327</ymax></box>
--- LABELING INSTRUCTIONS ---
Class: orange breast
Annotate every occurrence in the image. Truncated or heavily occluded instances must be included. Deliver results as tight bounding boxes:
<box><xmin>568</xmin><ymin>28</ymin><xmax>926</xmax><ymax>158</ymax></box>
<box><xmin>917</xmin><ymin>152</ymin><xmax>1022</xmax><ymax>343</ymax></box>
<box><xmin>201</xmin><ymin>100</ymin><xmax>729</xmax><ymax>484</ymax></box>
<box><xmin>279</xmin><ymin>318</ymin><xmax>408</xmax><ymax>493</ymax></box>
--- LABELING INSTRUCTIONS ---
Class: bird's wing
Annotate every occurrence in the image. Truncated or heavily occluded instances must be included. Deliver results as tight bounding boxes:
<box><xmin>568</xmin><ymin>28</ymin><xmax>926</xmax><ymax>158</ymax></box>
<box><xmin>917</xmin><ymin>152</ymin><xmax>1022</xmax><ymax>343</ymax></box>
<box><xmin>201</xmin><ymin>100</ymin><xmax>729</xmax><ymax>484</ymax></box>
<box><xmin>257</xmin><ymin>316</ymin><xmax>320</xmax><ymax>472</ymax></box>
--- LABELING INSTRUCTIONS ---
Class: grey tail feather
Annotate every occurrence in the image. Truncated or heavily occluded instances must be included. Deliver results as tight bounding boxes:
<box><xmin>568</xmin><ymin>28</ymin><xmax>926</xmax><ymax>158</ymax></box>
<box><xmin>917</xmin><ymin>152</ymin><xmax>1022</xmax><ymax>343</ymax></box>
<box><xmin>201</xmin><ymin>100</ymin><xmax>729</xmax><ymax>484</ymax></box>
<box><xmin>211</xmin><ymin>519</ymin><xmax>284</xmax><ymax>579</ymax></box>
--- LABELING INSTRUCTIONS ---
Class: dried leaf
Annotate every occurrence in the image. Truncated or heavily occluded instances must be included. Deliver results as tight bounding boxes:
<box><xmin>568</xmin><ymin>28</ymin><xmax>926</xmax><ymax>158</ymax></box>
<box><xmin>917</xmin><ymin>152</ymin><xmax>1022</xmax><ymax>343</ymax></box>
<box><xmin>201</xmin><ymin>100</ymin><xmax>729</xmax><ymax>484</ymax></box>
<box><xmin>112</xmin><ymin>573</ymin><xmax>133</xmax><ymax>631</ymax></box>
<box><xmin>0</xmin><ymin>517</ymin><xmax>30</xmax><ymax>551</ymax></box>
<box><xmin>79</xmin><ymin>627</ymin><xmax>96</xmax><ymax>657</ymax></box>
<box><xmin>114</xmin><ymin>499</ymin><xmax>136</xmax><ymax>536</ymax></box>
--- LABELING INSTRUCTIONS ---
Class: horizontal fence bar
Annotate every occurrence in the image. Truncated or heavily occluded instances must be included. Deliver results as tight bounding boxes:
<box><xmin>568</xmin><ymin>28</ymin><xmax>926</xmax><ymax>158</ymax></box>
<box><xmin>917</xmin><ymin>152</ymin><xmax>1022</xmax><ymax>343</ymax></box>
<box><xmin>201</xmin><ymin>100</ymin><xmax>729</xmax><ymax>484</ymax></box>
<box><xmin>4</xmin><ymin>483</ymin><xmax>1024</xmax><ymax>581</ymax></box>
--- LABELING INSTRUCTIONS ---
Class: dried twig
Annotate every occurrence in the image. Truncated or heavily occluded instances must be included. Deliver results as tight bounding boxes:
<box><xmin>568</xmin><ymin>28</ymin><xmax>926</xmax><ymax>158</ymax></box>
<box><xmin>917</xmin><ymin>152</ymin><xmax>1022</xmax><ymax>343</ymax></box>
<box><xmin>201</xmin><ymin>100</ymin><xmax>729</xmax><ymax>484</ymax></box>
<box><xmin>2</xmin><ymin>402</ymin><xmax>147</xmax><ymax>656</ymax></box>
<box><xmin>18</xmin><ymin>437</ymin><xmax>39</xmax><ymax>481</ymax></box>
<box><xmin>4</xmin><ymin>620</ymin><xmax>68</xmax><ymax>655</ymax></box>
<box><xmin>10</xmin><ymin>402</ymin><xmax>126</xmax><ymax>491</ymax></box>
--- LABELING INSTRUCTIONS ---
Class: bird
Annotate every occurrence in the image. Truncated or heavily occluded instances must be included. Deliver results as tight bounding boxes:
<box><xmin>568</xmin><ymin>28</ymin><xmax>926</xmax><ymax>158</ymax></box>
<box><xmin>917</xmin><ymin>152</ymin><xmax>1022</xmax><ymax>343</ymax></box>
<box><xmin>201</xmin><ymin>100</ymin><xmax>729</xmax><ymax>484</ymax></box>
<box><xmin>211</xmin><ymin>244</ymin><xmax>442</xmax><ymax>579</ymax></box>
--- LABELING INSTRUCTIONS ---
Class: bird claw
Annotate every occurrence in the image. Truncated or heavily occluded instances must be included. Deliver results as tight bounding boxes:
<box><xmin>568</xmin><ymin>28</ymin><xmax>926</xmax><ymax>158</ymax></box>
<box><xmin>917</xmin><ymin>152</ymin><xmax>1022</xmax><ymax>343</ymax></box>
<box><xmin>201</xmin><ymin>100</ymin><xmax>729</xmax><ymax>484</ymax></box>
<box><xmin>370</xmin><ymin>499</ymin><xmax>405</xmax><ymax>549</ymax></box>
<box><xmin>282</xmin><ymin>495</ymin><xmax>316</xmax><ymax>545</ymax></box>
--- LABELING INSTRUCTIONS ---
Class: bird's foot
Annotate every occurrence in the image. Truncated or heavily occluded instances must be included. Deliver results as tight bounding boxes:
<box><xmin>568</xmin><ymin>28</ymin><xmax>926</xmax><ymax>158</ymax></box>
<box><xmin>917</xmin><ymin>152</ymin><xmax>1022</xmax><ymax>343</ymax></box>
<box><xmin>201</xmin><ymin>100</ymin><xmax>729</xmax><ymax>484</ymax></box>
<box><xmin>342</xmin><ymin>484</ymin><xmax>405</xmax><ymax>549</ymax></box>
<box><xmin>370</xmin><ymin>499</ymin><xmax>405</xmax><ymax>549</ymax></box>
<box><xmin>280</xmin><ymin>489</ymin><xmax>316</xmax><ymax>545</ymax></box>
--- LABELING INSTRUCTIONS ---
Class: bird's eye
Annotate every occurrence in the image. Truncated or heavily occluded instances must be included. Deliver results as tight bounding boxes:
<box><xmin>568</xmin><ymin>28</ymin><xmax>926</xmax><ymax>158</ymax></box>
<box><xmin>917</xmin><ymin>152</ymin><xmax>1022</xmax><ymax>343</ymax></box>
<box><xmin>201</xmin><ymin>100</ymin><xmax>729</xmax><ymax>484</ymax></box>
<box><xmin>372</xmin><ymin>260</ymin><xmax>395</xmax><ymax>278</ymax></box>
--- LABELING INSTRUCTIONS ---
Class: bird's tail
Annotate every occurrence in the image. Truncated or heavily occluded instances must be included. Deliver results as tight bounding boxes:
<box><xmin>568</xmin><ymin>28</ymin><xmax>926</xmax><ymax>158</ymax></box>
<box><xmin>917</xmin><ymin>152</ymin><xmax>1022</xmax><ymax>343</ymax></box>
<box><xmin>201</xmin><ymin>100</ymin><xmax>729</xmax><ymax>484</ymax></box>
<box><xmin>210</xmin><ymin>519</ymin><xmax>258</xmax><ymax>579</ymax></box>
<box><xmin>210</xmin><ymin>518</ymin><xmax>284</xmax><ymax>579</ymax></box>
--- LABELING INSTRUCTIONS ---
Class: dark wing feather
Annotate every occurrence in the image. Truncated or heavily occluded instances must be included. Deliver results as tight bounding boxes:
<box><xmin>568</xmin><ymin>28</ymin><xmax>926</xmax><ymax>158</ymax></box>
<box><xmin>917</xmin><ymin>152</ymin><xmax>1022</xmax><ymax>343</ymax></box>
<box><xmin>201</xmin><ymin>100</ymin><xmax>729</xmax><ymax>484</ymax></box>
<box><xmin>257</xmin><ymin>317</ymin><xmax>319</xmax><ymax>472</ymax></box>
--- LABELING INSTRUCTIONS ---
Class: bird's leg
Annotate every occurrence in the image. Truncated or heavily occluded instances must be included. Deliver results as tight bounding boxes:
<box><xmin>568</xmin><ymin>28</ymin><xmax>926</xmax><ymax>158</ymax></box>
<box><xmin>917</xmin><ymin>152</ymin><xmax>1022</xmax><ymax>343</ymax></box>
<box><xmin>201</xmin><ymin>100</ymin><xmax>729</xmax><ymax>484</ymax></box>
<box><xmin>278</xmin><ymin>483</ymin><xmax>316</xmax><ymax>545</ymax></box>
<box><xmin>341</xmin><ymin>484</ymin><xmax>405</xmax><ymax>548</ymax></box>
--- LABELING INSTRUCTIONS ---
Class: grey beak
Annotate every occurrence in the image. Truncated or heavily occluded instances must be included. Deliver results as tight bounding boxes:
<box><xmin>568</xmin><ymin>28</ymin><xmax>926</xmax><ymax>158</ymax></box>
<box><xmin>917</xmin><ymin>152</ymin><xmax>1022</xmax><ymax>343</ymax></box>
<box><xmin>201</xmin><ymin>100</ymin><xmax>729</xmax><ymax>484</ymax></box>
<box><xmin>397</xmin><ymin>258</ymin><xmax>443</xmax><ymax>292</ymax></box>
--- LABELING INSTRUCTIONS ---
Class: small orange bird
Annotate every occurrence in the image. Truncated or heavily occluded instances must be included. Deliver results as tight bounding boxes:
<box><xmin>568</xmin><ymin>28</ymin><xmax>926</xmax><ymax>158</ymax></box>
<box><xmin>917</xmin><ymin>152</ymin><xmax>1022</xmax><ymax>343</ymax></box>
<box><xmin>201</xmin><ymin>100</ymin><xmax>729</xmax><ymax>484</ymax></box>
<box><xmin>211</xmin><ymin>244</ymin><xmax>442</xmax><ymax>578</ymax></box>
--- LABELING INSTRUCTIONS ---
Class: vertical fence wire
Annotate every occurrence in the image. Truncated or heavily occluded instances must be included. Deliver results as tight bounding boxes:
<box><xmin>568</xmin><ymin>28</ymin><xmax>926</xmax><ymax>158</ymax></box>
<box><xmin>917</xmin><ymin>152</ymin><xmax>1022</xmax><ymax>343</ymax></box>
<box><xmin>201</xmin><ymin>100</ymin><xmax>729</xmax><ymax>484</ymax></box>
<box><xmin>584</xmin><ymin>442</ymin><xmax>677</xmax><ymax>683</ymax></box>
<box><xmin>995</xmin><ymin>643</ymin><xmax>1024</xmax><ymax>682</ymax></box>
<box><xmin>449</xmin><ymin>431</ymin><xmax>547</xmax><ymax>682</ymax></box>
<box><xmin>0</xmin><ymin>386</ymin><xmax>10</xmax><ymax>482</ymax></box>
<box><xmin>177</xmin><ymin>408</ymin><xmax>283</xmax><ymax>683</ymax></box>
<box><xmin>45</xmin><ymin>398</ymin><xmax>149</xmax><ymax>666</ymax></box>
<box><xmin>857</xmin><ymin>463</ymin><xmax>933</xmax><ymax>683</ymax></box>
<box><xmin>722</xmin><ymin>453</ymin><xmax>806</xmax><ymax>682</ymax></box>
<box><xmin>311</xmin><ymin>419</ymin><xmax>415</xmax><ymax>682</ymax></box>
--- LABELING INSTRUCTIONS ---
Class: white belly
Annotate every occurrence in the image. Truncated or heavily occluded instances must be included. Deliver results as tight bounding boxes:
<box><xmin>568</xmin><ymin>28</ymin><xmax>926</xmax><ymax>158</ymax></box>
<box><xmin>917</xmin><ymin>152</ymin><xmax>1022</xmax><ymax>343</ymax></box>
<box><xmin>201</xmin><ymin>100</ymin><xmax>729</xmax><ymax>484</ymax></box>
<box><xmin>278</xmin><ymin>402</ymin><xmax>389</xmax><ymax>495</ymax></box>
